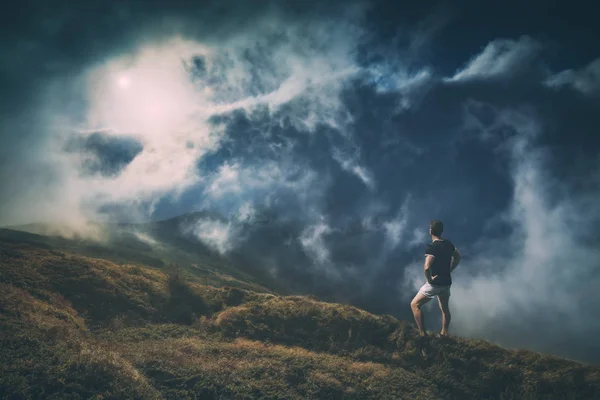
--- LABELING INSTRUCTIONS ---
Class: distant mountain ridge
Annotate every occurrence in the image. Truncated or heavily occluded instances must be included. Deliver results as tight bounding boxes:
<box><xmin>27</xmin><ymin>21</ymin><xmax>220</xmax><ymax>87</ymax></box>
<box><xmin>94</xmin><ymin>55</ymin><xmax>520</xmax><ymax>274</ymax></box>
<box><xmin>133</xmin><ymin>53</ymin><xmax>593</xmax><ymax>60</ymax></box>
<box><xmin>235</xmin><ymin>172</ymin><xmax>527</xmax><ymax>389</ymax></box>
<box><xmin>0</xmin><ymin>211</ymin><xmax>278</xmax><ymax>294</ymax></box>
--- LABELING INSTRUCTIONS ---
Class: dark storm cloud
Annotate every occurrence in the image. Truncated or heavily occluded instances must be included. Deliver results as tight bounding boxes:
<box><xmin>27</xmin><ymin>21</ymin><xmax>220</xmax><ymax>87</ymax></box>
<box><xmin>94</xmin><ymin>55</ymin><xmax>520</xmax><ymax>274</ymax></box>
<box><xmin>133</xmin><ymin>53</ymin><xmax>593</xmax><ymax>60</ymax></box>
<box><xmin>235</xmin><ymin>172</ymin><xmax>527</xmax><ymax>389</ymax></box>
<box><xmin>1</xmin><ymin>0</ymin><xmax>600</xmax><ymax>363</ymax></box>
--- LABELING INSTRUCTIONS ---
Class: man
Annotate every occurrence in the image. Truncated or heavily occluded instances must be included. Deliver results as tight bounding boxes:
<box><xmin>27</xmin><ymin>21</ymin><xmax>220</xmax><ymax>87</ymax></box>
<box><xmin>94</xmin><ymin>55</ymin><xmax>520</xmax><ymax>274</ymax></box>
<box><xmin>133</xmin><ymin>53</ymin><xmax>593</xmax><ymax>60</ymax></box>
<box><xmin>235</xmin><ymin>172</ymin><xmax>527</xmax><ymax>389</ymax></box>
<box><xmin>410</xmin><ymin>220</ymin><xmax>461</xmax><ymax>337</ymax></box>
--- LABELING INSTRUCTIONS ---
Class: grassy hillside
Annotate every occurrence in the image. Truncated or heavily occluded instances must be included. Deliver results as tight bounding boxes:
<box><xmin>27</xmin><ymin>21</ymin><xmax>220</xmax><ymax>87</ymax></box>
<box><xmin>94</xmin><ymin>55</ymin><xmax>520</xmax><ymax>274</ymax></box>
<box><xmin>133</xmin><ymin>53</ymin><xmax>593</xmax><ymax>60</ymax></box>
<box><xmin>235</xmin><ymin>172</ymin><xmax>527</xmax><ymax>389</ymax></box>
<box><xmin>0</xmin><ymin>225</ymin><xmax>275</xmax><ymax>294</ymax></box>
<box><xmin>1</xmin><ymin>238</ymin><xmax>599</xmax><ymax>399</ymax></box>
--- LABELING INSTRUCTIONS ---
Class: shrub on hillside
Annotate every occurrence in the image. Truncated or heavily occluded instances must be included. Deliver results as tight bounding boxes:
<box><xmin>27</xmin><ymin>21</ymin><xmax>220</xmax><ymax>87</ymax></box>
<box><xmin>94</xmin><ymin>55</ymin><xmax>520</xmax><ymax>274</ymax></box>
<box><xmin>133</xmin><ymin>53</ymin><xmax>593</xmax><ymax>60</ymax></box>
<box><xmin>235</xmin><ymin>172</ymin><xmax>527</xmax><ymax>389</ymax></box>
<box><xmin>215</xmin><ymin>296</ymin><xmax>402</xmax><ymax>353</ymax></box>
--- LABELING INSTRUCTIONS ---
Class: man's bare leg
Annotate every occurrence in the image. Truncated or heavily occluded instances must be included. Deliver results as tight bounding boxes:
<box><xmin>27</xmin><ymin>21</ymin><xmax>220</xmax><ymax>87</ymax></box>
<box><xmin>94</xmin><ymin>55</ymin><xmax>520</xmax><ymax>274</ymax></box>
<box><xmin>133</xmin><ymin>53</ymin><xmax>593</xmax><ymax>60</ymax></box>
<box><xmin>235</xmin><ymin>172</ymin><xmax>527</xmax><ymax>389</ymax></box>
<box><xmin>411</xmin><ymin>292</ymin><xmax>432</xmax><ymax>336</ymax></box>
<box><xmin>437</xmin><ymin>292</ymin><xmax>451</xmax><ymax>336</ymax></box>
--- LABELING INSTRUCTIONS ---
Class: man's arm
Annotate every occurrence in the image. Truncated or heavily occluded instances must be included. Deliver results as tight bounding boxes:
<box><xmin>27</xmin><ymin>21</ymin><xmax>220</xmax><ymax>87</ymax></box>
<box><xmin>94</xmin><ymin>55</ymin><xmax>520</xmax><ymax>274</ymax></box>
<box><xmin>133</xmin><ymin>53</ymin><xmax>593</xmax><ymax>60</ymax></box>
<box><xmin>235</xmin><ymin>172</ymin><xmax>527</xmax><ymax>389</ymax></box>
<box><xmin>450</xmin><ymin>248</ymin><xmax>461</xmax><ymax>272</ymax></box>
<box><xmin>424</xmin><ymin>255</ymin><xmax>435</xmax><ymax>283</ymax></box>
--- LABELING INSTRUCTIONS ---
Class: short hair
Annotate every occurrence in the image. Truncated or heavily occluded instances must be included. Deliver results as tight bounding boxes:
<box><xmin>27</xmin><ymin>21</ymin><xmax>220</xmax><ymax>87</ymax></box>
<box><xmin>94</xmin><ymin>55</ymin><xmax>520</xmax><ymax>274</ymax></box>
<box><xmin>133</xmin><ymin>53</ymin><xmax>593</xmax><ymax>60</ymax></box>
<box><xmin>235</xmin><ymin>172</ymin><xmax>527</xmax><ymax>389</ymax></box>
<box><xmin>430</xmin><ymin>220</ymin><xmax>444</xmax><ymax>236</ymax></box>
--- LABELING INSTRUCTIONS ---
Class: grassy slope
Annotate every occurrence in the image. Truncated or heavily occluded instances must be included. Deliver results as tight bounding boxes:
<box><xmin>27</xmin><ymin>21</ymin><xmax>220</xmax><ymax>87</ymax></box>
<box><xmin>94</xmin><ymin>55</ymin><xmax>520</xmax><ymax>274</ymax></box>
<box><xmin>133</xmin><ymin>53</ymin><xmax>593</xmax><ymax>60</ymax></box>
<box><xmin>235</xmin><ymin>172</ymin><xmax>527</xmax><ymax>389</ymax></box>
<box><xmin>1</xmin><ymin>239</ymin><xmax>599</xmax><ymax>400</ymax></box>
<box><xmin>0</xmin><ymin>227</ymin><xmax>274</xmax><ymax>294</ymax></box>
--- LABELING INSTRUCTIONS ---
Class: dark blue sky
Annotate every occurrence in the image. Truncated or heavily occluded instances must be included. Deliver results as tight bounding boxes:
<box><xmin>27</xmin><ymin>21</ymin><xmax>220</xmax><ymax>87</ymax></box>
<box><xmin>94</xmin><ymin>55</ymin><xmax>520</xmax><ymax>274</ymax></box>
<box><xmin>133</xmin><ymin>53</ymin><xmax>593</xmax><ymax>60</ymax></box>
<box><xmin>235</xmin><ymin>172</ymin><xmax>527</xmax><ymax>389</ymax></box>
<box><xmin>1</xmin><ymin>0</ymin><xmax>599</xmax><ymax>363</ymax></box>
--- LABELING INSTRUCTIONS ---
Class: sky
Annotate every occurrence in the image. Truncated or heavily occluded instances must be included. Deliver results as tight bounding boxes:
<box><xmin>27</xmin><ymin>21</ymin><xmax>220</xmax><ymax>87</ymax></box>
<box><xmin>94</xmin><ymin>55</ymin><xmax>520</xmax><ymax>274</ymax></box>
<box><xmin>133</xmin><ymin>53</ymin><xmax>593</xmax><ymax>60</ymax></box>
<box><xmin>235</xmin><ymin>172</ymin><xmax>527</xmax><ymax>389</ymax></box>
<box><xmin>1</xmin><ymin>0</ymin><xmax>600</xmax><ymax>363</ymax></box>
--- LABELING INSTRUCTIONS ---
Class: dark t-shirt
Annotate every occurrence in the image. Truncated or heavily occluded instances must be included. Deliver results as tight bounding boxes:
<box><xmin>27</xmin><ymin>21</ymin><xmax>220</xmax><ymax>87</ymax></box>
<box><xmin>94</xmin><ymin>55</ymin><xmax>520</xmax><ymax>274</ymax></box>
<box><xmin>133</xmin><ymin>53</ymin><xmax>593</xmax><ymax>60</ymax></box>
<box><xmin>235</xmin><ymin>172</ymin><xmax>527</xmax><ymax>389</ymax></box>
<box><xmin>425</xmin><ymin>239</ymin><xmax>456</xmax><ymax>286</ymax></box>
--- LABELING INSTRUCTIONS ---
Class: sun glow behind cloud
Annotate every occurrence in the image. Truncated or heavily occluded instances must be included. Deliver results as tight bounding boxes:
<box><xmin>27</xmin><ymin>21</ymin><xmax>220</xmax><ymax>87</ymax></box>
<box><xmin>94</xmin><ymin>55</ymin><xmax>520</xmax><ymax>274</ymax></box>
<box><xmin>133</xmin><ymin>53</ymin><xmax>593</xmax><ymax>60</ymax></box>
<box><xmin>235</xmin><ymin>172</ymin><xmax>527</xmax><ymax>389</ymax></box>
<box><xmin>61</xmin><ymin>30</ymin><xmax>355</xmax><ymax>215</ymax></box>
<box><xmin>52</xmin><ymin>38</ymin><xmax>218</xmax><ymax>210</ymax></box>
<box><xmin>86</xmin><ymin>38</ymin><xmax>211</xmax><ymax>135</ymax></box>
<box><xmin>116</xmin><ymin>74</ymin><xmax>131</xmax><ymax>89</ymax></box>
<box><xmin>49</xmin><ymin>17</ymin><xmax>366</xmax><ymax>229</ymax></box>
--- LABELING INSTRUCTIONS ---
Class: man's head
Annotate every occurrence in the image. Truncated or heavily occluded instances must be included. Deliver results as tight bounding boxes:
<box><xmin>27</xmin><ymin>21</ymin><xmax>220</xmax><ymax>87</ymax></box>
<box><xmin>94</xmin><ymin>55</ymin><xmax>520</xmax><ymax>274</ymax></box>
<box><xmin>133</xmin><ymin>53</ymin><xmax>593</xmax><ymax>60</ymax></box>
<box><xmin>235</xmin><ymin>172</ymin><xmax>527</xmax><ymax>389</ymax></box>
<box><xmin>430</xmin><ymin>220</ymin><xmax>443</xmax><ymax>237</ymax></box>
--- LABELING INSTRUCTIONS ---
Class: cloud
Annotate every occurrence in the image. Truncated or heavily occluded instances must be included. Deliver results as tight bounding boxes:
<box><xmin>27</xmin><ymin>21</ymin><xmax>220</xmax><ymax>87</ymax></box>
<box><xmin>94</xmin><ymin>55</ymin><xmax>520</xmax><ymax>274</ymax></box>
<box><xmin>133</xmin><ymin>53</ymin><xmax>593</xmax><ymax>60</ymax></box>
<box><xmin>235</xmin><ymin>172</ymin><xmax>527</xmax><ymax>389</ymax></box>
<box><xmin>368</xmin><ymin>67</ymin><xmax>434</xmax><ymax>110</ymax></box>
<box><xmin>206</xmin><ymin>163</ymin><xmax>244</xmax><ymax>197</ymax></box>
<box><xmin>332</xmin><ymin>148</ymin><xmax>376</xmax><ymax>190</ymax></box>
<box><xmin>300</xmin><ymin>219</ymin><xmax>333</xmax><ymax>267</ymax></box>
<box><xmin>0</xmin><ymin>4</ymin><xmax>365</xmax><ymax>227</ymax></box>
<box><xmin>407</xmin><ymin>227</ymin><xmax>427</xmax><ymax>248</ymax></box>
<box><xmin>184</xmin><ymin>218</ymin><xmax>238</xmax><ymax>254</ymax></box>
<box><xmin>545</xmin><ymin>57</ymin><xmax>600</xmax><ymax>96</ymax></box>
<box><xmin>236</xmin><ymin>201</ymin><xmax>256</xmax><ymax>223</ymax></box>
<box><xmin>199</xmin><ymin>155</ymin><xmax>327</xmax><ymax>225</ymax></box>
<box><xmin>382</xmin><ymin>202</ymin><xmax>409</xmax><ymax>250</ymax></box>
<box><xmin>447</xmin><ymin>36</ymin><xmax>541</xmax><ymax>82</ymax></box>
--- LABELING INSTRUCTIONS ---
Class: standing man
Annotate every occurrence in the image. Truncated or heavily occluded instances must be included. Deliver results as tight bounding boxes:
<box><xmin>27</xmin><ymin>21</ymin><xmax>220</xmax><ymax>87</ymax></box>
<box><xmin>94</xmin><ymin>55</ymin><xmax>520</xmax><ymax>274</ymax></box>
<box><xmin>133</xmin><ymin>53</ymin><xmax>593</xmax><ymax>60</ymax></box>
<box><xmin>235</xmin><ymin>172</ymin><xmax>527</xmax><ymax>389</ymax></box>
<box><xmin>410</xmin><ymin>220</ymin><xmax>461</xmax><ymax>337</ymax></box>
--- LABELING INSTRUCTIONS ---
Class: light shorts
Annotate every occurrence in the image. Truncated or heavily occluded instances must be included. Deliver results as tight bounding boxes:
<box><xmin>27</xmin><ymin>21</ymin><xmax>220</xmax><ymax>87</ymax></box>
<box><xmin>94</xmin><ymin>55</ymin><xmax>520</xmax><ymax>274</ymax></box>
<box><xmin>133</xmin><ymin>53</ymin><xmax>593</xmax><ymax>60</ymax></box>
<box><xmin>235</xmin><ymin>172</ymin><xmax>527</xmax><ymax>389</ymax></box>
<box><xmin>418</xmin><ymin>282</ymin><xmax>451</xmax><ymax>299</ymax></box>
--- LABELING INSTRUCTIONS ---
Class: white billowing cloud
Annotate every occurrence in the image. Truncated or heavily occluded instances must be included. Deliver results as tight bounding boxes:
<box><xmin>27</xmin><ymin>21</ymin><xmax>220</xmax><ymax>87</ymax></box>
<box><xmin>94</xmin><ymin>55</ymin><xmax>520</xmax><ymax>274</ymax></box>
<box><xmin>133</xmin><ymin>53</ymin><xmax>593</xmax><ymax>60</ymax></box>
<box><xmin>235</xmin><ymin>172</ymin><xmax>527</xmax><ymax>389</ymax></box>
<box><xmin>332</xmin><ymin>148</ymin><xmax>375</xmax><ymax>190</ymax></box>
<box><xmin>236</xmin><ymin>201</ymin><xmax>256</xmax><ymax>223</ymax></box>
<box><xmin>369</xmin><ymin>66</ymin><xmax>432</xmax><ymax>93</ymax></box>
<box><xmin>447</xmin><ymin>35</ymin><xmax>541</xmax><ymax>82</ymax></box>
<box><xmin>401</xmin><ymin>259</ymin><xmax>425</xmax><ymax>295</ymax></box>
<box><xmin>206</xmin><ymin>161</ymin><xmax>289</xmax><ymax>198</ymax></box>
<box><xmin>382</xmin><ymin>203</ymin><xmax>409</xmax><ymax>250</ymax></box>
<box><xmin>545</xmin><ymin>57</ymin><xmax>600</xmax><ymax>96</ymax></box>
<box><xmin>367</xmin><ymin>64</ymin><xmax>434</xmax><ymax>110</ymax></box>
<box><xmin>185</xmin><ymin>218</ymin><xmax>238</xmax><ymax>254</ymax></box>
<box><xmin>207</xmin><ymin>163</ymin><xmax>243</xmax><ymax>197</ymax></box>
<box><xmin>407</xmin><ymin>227</ymin><xmax>427</xmax><ymax>248</ymax></box>
<box><xmin>182</xmin><ymin>201</ymin><xmax>255</xmax><ymax>255</ymax></box>
<box><xmin>202</xmin><ymin>157</ymin><xmax>326</xmax><ymax>220</ymax></box>
<box><xmin>352</xmin><ymin>165</ymin><xmax>375</xmax><ymax>189</ymax></box>
<box><xmin>357</xmin><ymin>198</ymin><xmax>415</xmax><ymax>251</ymax></box>
<box><xmin>383</xmin><ymin>218</ymin><xmax>406</xmax><ymax>249</ymax></box>
<box><xmin>300</xmin><ymin>219</ymin><xmax>336</xmax><ymax>275</ymax></box>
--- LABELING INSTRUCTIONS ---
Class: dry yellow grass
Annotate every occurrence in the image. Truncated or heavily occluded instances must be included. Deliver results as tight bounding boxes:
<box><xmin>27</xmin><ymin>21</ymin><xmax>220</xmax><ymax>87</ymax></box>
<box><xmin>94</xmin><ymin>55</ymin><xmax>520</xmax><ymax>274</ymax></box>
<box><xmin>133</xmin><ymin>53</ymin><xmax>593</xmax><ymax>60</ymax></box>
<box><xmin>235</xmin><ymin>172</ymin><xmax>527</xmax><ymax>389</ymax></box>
<box><xmin>113</xmin><ymin>336</ymin><xmax>441</xmax><ymax>399</ymax></box>
<box><xmin>0</xmin><ymin>283</ymin><xmax>86</xmax><ymax>332</ymax></box>
<box><xmin>1</xmin><ymin>239</ymin><xmax>599</xmax><ymax>399</ymax></box>
<box><xmin>0</xmin><ymin>278</ymin><xmax>160</xmax><ymax>399</ymax></box>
